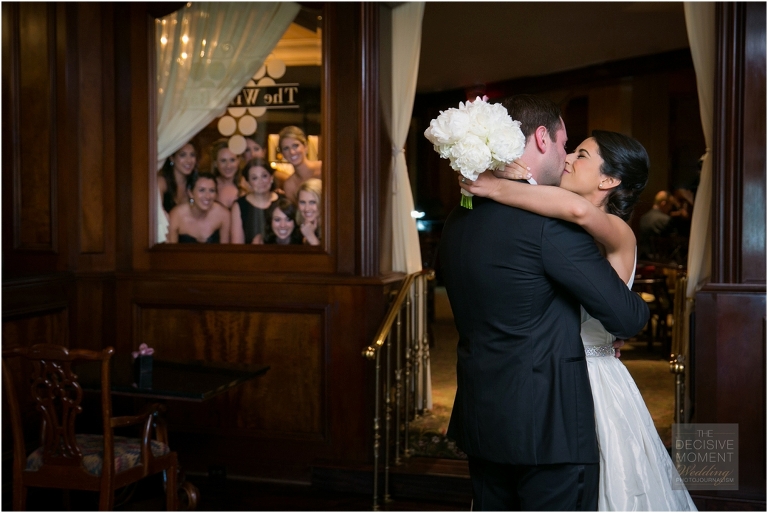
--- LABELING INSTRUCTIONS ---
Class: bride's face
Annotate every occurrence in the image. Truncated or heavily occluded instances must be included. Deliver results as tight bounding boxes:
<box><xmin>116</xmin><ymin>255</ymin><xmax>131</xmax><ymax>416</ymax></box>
<box><xmin>560</xmin><ymin>138</ymin><xmax>606</xmax><ymax>199</ymax></box>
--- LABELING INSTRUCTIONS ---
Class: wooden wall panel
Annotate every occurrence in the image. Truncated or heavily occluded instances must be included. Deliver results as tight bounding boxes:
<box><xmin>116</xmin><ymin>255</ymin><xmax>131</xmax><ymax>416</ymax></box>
<box><xmin>2</xmin><ymin>309</ymin><xmax>70</xmax><ymax>350</ymax></box>
<box><xmin>694</xmin><ymin>291</ymin><xmax>766</xmax><ymax>501</ymax></box>
<box><xmin>14</xmin><ymin>3</ymin><xmax>56</xmax><ymax>251</ymax></box>
<box><xmin>77</xmin><ymin>4</ymin><xmax>105</xmax><ymax>254</ymax></box>
<box><xmin>741</xmin><ymin>2</ymin><xmax>766</xmax><ymax>285</ymax></box>
<box><xmin>137</xmin><ymin>307</ymin><xmax>325</xmax><ymax>437</ymax></box>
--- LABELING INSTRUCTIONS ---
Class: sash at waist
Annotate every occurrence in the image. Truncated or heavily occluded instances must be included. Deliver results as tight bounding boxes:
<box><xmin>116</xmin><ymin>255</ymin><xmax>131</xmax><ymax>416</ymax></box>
<box><xmin>584</xmin><ymin>344</ymin><xmax>614</xmax><ymax>358</ymax></box>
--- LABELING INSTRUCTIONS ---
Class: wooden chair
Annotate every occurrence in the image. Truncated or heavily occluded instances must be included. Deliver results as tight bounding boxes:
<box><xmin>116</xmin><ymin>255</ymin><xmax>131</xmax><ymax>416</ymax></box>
<box><xmin>2</xmin><ymin>344</ymin><xmax>178</xmax><ymax>511</ymax></box>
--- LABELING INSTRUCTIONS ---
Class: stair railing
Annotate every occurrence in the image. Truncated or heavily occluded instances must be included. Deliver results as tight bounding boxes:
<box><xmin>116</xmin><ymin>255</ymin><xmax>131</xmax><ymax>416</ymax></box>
<box><xmin>669</xmin><ymin>270</ymin><xmax>689</xmax><ymax>424</ymax></box>
<box><xmin>362</xmin><ymin>269</ymin><xmax>434</xmax><ymax>510</ymax></box>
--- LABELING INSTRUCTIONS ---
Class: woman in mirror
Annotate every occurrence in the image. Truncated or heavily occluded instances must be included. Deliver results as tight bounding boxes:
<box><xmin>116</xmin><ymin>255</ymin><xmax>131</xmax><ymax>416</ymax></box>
<box><xmin>242</xmin><ymin>134</ymin><xmax>267</xmax><ymax>163</ymax></box>
<box><xmin>264</xmin><ymin>197</ymin><xmax>303</xmax><ymax>245</ymax></box>
<box><xmin>167</xmin><ymin>171</ymin><xmax>231</xmax><ymax>243</ymax></box>
<box><xmin>231</xmin><ymin>158</ymin><xmax>281</xmax><ymax>244</ymax></box>
<box><xmin>158</xmin><ymin>141</ymin><xmax>198</xmax><ymax>214</ymax></box>
<box><xmin>296</xmin><ymin>178</ymin><xmax>322</xmax><ymax>246</ymax></box>
<box><xmin>211</xmin><ymin>138</ymin><xmax>244</xmax><ymax>209</ymax></box>
<box><xmin>278</xmin><ymin>126</ymin><xmax>322</xmax><ymax>203</ymax></box>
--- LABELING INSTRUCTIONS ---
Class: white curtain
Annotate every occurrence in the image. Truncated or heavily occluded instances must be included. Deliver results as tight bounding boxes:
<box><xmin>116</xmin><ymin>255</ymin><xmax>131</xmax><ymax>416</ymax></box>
<box><xmin>156</xmin><ymin>2</ymin><xmax>299</xmax><ymax>169</ymax></box>
<box><xmin>682</xmin><ymin>2</ymin><xmax>715</xmax><ymax>421</ymax></box>
<box><xmin>684</xmin><ymin>2</ymin><xmax>715</xmax><ymax>299</ymax></box>
<box><xmin>391</xmin><ymin>3</ymin><xmax>430</xmax><ymax>410</ymax></box>
<box><xmin>391</xmin><ymin>2</ymin><xmax>424</xmax><ymax>275</ymax></box>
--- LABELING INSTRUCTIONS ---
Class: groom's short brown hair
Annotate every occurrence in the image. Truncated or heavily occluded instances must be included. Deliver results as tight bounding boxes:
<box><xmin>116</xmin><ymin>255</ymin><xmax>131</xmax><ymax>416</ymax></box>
<box><xmin>502</xmin><ymin>94</ymin><xmax>562</xmax><ymax>142</ymax></box>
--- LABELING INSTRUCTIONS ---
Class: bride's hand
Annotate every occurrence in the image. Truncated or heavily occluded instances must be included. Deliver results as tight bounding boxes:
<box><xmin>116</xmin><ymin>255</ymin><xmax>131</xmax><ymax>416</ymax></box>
<box><xmin>492</xmin><ymin>159</ymin><xmax>532</xmax><ymax>181</ymax></box>
<box><xmin>458</xmin><ymin>171</ymin><xmax>503</xmax><ymax>199</ymax></box>
<box><xmin>613</xmin><ymin>339</ymin><xmax>625</xmax><ymax>358</ymax></box>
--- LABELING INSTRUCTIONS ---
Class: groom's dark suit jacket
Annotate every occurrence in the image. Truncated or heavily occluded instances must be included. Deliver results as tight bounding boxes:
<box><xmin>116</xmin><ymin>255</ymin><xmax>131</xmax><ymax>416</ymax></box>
<box><xmin>440</xmin><ymin>195</ymin><xmax>649</xmax><ymax>466</ymax></box>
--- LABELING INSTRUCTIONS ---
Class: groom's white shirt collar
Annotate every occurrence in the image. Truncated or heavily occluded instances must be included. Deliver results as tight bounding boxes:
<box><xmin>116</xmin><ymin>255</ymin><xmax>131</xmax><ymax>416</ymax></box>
<box><xmin>527</xmin><ymin>177</ymin><xmax>538</xmax><ymax>185</ymax></box>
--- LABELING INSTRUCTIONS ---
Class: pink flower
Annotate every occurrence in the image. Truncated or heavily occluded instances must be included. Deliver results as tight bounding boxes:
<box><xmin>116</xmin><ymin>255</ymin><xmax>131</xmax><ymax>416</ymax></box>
<box><xmin>132</xmin><ymin>343</ymin><xmax>155</xmax><ymax>359</ymax></box>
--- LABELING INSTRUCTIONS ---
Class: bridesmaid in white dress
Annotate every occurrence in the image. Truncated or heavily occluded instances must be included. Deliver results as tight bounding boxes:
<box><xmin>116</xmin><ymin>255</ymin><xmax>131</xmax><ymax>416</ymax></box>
<box><xmin>461</xmin><ymin>130</ymin><xmax>697</xmax><ymax>511</ymax></box>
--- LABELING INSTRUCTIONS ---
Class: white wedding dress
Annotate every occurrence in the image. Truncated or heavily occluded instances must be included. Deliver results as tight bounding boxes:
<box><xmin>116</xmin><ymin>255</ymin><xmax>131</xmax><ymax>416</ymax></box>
<box><xmin>582</xmin><ymin>269</ymin><xmax>697</xmax><ymax>511</ymax></box>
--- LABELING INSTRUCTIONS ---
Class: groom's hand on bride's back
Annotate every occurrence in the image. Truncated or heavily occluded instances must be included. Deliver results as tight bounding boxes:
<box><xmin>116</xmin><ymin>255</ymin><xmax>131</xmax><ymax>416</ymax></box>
<box><xmin>613</xmin><ymin>339</ymin><xmax>626</xmax><ymax>358</ymax></box>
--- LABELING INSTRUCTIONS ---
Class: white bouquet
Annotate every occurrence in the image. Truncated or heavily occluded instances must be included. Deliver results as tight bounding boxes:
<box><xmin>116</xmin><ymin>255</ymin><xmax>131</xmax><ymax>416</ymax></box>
<box><xmin>424</xmin><ymin>96</ymin><xmax>525</xmax><ymax>208</ymax></box>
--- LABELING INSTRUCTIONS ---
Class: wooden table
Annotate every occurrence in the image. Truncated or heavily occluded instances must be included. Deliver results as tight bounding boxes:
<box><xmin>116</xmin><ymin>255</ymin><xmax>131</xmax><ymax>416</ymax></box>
<box><xmin>101</xmin><ymin>355</ymin><xmax>269</xmax><ymax>401</ymax></box>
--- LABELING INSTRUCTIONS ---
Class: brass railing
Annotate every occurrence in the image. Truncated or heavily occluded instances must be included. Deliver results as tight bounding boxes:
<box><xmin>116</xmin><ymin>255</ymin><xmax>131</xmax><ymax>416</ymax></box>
<box><xmin>362</xmin><ymin>269</ymin><xmax>434</xmax><ymax>510</ymax></box>
<box><xmin>668</xmin><ymin>270</ymin><xmax>689</xmax><ymax>424</ymax></box>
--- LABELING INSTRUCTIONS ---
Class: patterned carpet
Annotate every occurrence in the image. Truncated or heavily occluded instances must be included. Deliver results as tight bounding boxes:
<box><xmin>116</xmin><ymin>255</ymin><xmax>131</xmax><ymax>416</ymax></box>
<box><xmin>409</xmin><ymin>287</ymin><xmax>675</xmax><ymax>459</ymax></box>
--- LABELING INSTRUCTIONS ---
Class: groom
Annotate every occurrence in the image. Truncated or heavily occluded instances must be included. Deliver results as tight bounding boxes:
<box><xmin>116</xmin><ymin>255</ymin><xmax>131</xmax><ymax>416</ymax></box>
<box><xmin>439</xmin><ymin>94</ymin><xmax>649</xmax><ymax>511</ymax></box>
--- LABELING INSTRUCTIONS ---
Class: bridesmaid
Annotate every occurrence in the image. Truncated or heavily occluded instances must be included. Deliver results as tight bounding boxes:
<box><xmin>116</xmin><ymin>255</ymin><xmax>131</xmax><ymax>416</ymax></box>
<box><xmin>264</xmin><ymin>198</ymin><xmax>303</xmax><ymax>245</ymax></box>
<box><xmin>211</xmin><ymin>138</ymin><xmax>243</xmax><ymax>209</ymax></box>
<box><xmin>278</xmin><ymin>126</ymin><xmax>322</xmax><ymax>203</ymax></box>
<box><xmin>296</xmin><ymin>178</ymin><xmax>322</xmax><ymax>246</ymax></box>
<box><xmin>167</xmin><ymin>172</ymin><xmax>231</xmax><ymax>243</ymax></box>
<box><xmin>231</xmin><ymin>158</ymin><xmax>280</xmax><ymax>244</ymax></box>
<box><xmin>158</xmin><ymin>141</ymin><xmax>198</xmax><ymax>214</ymax></box>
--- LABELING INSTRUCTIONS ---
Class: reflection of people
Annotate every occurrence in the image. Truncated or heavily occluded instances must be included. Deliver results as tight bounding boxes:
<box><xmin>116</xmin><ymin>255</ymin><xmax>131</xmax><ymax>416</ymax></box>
<box><xmin>438</xmin><ymin>94</ymin><xmax>649</xmax><ymax>511</ymax></box>
<box><xmin>158</xmin><ymin>141</ymin><xmax>198</xmax><ymax>213</ymax></box>
<box><xmin>211</xmin><ymin>139</ymin><xmax>243</xmax><ymax>209</ymax></box>
<box><xmin>296</xmin><ymin>178</ymin><xmax>322</xmax><ymax>246</ymax></box>
<box><xmin>167</xmin><ymin>172</ymin><xmax>231</xmax><ymax>243</ymax></box>
<box><xmin>231</xmin><ymin>159</ymin><xmax>279</xmax><ymax>244</ymax></box>
<box><xmin>462</xmin><ymin>131</ymin><xmax>696</xmax><ymax>511</ymax></box>
<box><xmin>242</xmin><ymin>134</ymin><xmax>266</xmax><ymax>162</ymax></box>
<box><xmin>278</xmin><ymin>126</ymin><xmax>322</xmax><ymax>203</ymax></box>
<box><xmin>238</xmin><ymin>134</ymin><xmax>267</xmax><ymax>193</ymax></box>
<box><xmin>638</xmin><ymin>190</ymin><xmax>677</xmax><ymax>261</ymax></box>
<box><xmin>264</xmin><ymin>197</ymin><xmax>303</xmax><ymax>245</ymax></box>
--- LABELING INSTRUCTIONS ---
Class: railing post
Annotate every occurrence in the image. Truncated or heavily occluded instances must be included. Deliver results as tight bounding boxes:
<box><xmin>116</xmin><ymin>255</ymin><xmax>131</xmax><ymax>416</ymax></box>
<box><xmin>384</xmin><ymin>320</ymin><xmax>394</xmax><ymax>504</ymax></box>
<box><xmin>372</xmin><ymin>344</ymin><xmax>381</xmax><ymax>510</ymax></box>
<box><xmin>395</xmin><ymin>294</ymin><xmax>408</xmax><ymax>466</ymax></box>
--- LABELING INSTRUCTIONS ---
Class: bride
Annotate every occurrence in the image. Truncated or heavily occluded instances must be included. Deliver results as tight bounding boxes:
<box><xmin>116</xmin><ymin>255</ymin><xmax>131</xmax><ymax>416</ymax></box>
<box><xmin>461</xmin><ymin>130</ymin><xmax>697</xmax><ymax>511</ymax></box>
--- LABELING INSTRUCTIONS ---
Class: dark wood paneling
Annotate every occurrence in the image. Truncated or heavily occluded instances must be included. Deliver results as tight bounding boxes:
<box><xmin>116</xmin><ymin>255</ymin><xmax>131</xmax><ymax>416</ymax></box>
<box><xmin>77</xmin><ymin>4</ymin><xmax>105</xmax><ymax>255</ymax></box>
<box><xmin>358</xmin><ymin>4</ymin><xmax>381</xmax><ymax>277</ymax></box>
<box><xmin>17</xmin><ymin>3</ymin><xmax>55</xmax><ymax>252</ymax></box>
<box><xmin>111</xmin><ymin>272</ymin><xmax>398</xmax><ymax>481</ymax></box>
<box><xmin>138</xmin><ymin>307</ymin><xmax>325</xmax><ymax>437</ymax></box>
<box><xmin>713</xmin><ymin>2</ymin><xmax>767</xmax><ymax>285</ymax></box>
<box><xmin>694</xmin><ymin>291</ymin><xmax>766</xmax><ymax>502</ymax></box>
<box><xmin>2</xmin><ymin>309</ymin><xmax>69</xmax><ymax>348</ymax></box>
<box><xmin>741</xmin><ymin>2</ymin><xmax>766</xmax><ymax>285</ymax></box>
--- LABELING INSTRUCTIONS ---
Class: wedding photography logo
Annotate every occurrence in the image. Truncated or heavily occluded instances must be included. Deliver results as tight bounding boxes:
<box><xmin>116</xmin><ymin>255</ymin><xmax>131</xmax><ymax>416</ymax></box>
<box><xmin>672</xmin><ymin>423</ymin><xmax>738</xmax><ymax>490</ymax></box>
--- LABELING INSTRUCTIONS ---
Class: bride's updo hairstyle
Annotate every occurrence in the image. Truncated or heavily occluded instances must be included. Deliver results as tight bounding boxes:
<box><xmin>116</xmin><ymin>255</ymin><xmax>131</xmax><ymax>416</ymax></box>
<box><xmin>593</xmin><ymin>130</ymin><xmax>650</xmax><ymax>222</ymax></box>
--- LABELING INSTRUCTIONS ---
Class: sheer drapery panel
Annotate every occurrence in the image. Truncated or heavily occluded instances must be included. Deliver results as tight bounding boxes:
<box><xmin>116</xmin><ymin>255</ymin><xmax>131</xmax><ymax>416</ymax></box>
<box><xmin>390</xmin><ymin>3</ymin><xmax>429</xmax><ymax>410</ymax></box>
<box><xmin>156</xmin><ymin>2</ymin><xmax>299</xmax><ymax>169</ymax></box>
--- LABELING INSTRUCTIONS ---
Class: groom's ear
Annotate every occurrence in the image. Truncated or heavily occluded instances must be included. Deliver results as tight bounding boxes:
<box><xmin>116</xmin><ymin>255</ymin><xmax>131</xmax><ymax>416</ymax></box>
<box><xmin>533</xmin><ymin>126</ymin><xmax>549</xmax><ymax>154</ymax></box>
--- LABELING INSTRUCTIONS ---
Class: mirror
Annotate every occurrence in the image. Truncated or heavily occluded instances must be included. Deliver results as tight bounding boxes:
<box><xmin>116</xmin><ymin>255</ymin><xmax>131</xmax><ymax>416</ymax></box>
<box><xmin>153</xmin><ymin>3</ymin><xmax>323</xmax><ymax>247</ymax></box>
